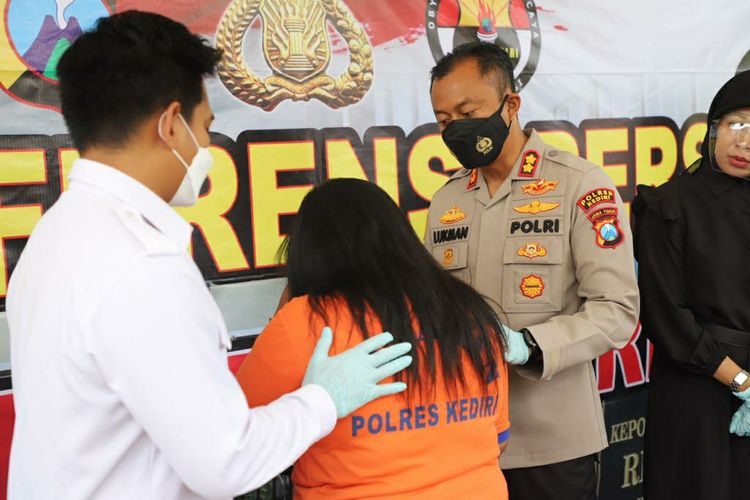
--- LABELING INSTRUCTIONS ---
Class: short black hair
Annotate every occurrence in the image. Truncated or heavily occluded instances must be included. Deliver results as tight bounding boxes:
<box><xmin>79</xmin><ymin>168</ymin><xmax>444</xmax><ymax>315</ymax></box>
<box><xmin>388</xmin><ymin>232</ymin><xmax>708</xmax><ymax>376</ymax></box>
<box><xmin>430</xmin><ymin>42</ymin><xmax>515</xmax><ymax>94</ymax></box>
<box><xmin>58</xmin><ymin>10</ymin><xmax>222</xmax><ymax>151</ymax></box>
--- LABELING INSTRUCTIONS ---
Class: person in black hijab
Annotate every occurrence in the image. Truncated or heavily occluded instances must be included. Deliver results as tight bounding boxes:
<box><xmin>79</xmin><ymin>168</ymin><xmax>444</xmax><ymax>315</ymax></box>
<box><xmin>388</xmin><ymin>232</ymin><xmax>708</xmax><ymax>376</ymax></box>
<box><xmin>633</xmin><ymin>70</ymin><xmax>750</xmax><ymax>500</ymax></box>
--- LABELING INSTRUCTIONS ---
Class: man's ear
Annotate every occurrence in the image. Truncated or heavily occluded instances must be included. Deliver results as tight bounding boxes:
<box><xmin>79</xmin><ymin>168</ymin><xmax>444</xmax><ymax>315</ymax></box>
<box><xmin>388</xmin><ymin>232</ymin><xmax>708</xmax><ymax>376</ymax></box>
<box><xmin>506</xmin><ymin>93</ymin><xmax>521</xmax><ymax>123</ymax></box>
<box><xmin>157</xmin><ymin>101</ymin><xmax>183</xmax><ymax>149</ymax></box>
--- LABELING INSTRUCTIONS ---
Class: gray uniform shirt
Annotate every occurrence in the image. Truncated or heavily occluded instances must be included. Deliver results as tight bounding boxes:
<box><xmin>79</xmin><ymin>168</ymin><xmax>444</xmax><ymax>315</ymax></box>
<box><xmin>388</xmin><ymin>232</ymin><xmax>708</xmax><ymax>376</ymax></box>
<box><xmin>425</xmin><ymin>130</ymin><xmax>640</xmax><ymax>468</ymax></box>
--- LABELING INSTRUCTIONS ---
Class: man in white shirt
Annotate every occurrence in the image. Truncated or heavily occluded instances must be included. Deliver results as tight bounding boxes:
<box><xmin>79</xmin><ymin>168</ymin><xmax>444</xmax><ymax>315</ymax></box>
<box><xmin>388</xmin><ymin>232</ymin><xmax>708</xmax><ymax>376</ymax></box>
<box><xmin>5</xmin><ymin>11</ymin><xmax>412</xmax><ymax>500</ymax></box>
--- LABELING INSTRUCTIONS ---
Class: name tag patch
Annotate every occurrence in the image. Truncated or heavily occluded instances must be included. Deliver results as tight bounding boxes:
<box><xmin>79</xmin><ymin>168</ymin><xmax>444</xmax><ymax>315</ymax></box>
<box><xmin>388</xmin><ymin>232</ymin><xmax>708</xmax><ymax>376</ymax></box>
<box><xmin>510</xmin><ymin>218</ymin><xmax>561</xmax><ymax>234</ymax></box>
<box><xmin>433</xmin><ymin>226</ymin><xmax>469</xmax><ymax>244</ymax></box>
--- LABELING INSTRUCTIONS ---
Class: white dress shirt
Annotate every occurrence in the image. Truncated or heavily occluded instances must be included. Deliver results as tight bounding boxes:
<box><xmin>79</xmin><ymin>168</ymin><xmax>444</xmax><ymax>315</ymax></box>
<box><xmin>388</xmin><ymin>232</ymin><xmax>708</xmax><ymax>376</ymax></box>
<box><xmin>6</xmin><ymin>159</ymin><xmax>336</xmax><ymax>500</ymax></box>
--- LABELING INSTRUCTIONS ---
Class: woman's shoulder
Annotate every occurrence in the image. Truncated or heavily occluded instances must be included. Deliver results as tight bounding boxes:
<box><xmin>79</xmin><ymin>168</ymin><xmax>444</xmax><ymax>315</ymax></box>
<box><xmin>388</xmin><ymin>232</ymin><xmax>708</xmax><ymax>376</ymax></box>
<box><xmin>277</xmin><ymin>294</ymin><xmax>348</xmax><ymax>317</ymax></box>
<box><xmin>275</xmin><ymin>294</ymin><xmax>355</xmax><ymax>336</ymax></box>
<box><xmin>631</xmin><ymin>176</ymin><xmax>692</xmax><ymax>251</ymax></box>
<box><xmin>278</xmin><ymin>295</ymin><xmax>312</xmax><ymax>315</ymax></box>
<box><xmin>634</xmin><ymin>170</ymin><xmax>699</xmax><ymax>222</ymax></box>
<box><xmin>274</xmin><ymin>295</ymin><xmax>317</xmax><ymax>331</ymax></box>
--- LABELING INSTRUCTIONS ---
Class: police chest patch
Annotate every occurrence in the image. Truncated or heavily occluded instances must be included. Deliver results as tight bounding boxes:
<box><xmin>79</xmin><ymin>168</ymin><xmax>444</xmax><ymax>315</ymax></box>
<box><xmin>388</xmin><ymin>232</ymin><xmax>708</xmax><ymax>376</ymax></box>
<box><xmin>433</xmin><ymin>226</ymin><xmax>469</xmax><ymax>244</ymax></box>
<box><xmin>588</xmin><ymin>207</ymin><xmax>624</xmax><ymax>249</ymax></box>
<box><xmin>518</xmin><ymin>242</ymin><xmax>547</xmax><ymax>259</ymax></box>
<box><xmin>440</xmin><ymin>206</ymin><xmax>466</xmax><ymax>224</ymax></box>
<box><xmin>513</xmin><ymin>200</ymin><xmax>560</xmax><ymax>215</ymax></box>
<box><xmin>577</xmin><ymin>188</ymin><xmax>615</xmax><ymax>212</ymax></box>
<box><xmin>520</xmin><ymin>274</ymin><xmax>545</xmax><ymax>298</ymax></box>
<box><xmin>521</xmin><ymin>178</ymin><xmax>559</xmax><ymax>196</ymax></box>
<box><xmin>510</xmin><ymin>218</ymin><xmax>561</xmax><ymax>235</ymax></box>
<box><xmin>442</xmin><ymin>247</ymin><xmax>455</xmax><ymax>266</ymax></box>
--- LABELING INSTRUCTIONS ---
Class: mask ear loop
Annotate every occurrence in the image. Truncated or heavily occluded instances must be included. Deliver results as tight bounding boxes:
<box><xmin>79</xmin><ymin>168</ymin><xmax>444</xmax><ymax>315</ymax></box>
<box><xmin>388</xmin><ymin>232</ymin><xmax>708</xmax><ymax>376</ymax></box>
<box><xmin>158</xmin><ymin>112</ymin><xmax>191</xmax><ymax>170</ymax></box>
<box><xmin>177</xmin><ymin>113</ymin><xmax>201</xmax><ymax>151</ymax></box>
<box><xmin>497</xmin><ymin>93</ymin><xmax>511</xmax><ymax>125</ymax></box>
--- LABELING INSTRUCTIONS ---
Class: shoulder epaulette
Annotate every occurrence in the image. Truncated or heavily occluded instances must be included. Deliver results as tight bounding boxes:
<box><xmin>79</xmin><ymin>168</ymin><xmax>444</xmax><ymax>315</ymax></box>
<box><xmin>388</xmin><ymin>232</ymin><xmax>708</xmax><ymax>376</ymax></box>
<box><xmin>115</xmin><ymin>204</ymin><xmax>181</xmax><ymax>256</ymax></box>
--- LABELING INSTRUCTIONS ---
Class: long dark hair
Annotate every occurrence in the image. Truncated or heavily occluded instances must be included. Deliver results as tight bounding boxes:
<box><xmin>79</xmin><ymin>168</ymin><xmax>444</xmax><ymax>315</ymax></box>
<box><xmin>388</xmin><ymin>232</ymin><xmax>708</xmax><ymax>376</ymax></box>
<box><xmin>282</xmin><ymin>178</ymin><xmax>506</xmax><ymax>400</ymax></box>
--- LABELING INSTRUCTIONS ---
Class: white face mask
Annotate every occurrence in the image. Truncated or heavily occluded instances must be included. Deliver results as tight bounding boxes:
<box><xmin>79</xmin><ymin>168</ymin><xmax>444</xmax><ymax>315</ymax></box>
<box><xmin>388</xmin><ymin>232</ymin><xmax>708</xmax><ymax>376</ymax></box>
<box><xmin>158</xmin><ymin>112</ymin><xmax>214</xmax><ymax>207</ymax></box>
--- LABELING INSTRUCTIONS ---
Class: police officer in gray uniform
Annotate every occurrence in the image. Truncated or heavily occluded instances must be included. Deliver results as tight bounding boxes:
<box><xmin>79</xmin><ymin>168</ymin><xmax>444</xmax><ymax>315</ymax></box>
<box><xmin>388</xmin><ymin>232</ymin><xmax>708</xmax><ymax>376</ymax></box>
<box><xmin>426</xmin><ymin>43</ymin><xmax>639</xmax><ymax>500</ymax></box>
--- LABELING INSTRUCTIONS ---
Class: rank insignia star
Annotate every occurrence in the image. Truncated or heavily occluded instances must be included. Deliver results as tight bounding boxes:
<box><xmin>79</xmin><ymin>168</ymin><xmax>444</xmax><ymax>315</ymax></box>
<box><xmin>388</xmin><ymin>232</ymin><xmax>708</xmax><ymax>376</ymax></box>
<box><xmin>518</xmin><ymin>150</ymin><xmax>540</xmax><ymax>177</ymax></box>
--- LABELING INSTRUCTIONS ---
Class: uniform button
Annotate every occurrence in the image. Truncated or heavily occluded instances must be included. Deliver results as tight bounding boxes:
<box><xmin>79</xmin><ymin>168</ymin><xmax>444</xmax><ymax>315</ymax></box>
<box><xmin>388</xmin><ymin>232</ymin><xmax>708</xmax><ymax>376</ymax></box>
<box><xmin>548</xmin><ymin>150</ymin><xmax>558</xmax><ymax>157</ymax></box>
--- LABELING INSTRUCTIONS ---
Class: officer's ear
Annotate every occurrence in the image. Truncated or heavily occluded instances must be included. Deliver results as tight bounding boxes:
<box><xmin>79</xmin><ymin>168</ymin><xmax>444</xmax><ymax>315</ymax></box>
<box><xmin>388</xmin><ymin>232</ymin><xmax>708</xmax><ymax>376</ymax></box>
<box><xmin>506</xmin><ymin>93</ymin><xmax>521</xmax><ymax>123</ymax></box>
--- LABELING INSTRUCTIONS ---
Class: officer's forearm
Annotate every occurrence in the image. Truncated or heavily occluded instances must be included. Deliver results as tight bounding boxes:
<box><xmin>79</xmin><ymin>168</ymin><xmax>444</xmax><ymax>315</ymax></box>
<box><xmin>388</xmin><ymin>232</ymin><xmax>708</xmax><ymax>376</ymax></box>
<box><xmin>518</xmin><ymin>296</ymin><xmax>639</xmax><ymax>379</ymax></box>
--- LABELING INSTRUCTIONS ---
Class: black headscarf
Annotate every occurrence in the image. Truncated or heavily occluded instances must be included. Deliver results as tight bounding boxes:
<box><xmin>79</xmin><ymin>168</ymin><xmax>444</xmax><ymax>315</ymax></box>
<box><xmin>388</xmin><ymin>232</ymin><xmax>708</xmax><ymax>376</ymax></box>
<box><xmin>700</xmin><ymin>70</ymin><xmax>750</xmax><ymax>159</ymax></box>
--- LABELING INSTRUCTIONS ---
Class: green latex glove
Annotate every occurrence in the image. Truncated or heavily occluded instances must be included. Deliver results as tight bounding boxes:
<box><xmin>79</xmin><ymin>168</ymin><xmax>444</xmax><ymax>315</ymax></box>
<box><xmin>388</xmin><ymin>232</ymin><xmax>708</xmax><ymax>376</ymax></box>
<box><xmin>303</xmin><ymin>327</ymin><xmax>413</xmax><ymax>418</ymax></box>
<box><xmin>503</xmin><ymin>325</ymin><xmax>530</xmax><ymax>365</ymax></box>
<box><xmin>729</xmin><ymin>386</ymin><xmax>750</xmax><ymax>436</ymax></box>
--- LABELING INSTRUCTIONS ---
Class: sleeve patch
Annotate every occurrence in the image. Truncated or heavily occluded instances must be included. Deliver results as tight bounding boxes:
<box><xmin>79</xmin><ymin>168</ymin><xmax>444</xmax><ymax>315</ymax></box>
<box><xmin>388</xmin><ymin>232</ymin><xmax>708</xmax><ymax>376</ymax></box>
<box><xmin>577</xmin><ymin>188</ymin><xmax>615</xmax><ymax>212</ymax></box>
<box><xmin>588</xmin><ymin>207</ymin><xmax>624</xmax><ymax>249</ymax></box>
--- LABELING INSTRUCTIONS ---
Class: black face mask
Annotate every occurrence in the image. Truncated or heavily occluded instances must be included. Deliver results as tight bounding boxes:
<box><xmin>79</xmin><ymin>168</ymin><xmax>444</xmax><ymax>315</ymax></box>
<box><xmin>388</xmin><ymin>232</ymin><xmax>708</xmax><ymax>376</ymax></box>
<box><xmin>441</xmin><ymin>94</ymin><xmax>510</xmax><ymax>169</ymax></box>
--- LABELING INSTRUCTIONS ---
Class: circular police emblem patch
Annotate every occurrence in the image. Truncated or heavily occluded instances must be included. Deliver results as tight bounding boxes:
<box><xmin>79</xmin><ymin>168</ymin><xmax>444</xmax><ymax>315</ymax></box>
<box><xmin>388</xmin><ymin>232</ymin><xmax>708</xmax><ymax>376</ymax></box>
<box><xmin>425</xmin><ymin>0</ymin><xmax>542</xmax><ymax>91</ymax></box>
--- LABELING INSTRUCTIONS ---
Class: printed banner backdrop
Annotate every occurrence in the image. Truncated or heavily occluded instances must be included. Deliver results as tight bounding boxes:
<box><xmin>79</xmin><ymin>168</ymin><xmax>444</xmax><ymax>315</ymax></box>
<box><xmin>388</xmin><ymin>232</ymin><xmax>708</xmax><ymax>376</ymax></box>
<box><xmin>0</xmin><ymin>0</ymin><xmax>748</xmax><ymax>497</ymax></box>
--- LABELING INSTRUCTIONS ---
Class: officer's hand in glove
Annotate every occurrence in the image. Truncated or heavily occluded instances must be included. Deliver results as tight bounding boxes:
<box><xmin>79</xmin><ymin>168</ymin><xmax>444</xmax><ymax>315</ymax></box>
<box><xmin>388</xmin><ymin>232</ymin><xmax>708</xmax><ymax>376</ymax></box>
<box><xmin>502</xmin><ymin>325</ymin><xmax>530</xmax><ymax>365</ymax></box>
<box><xmin>303</xmin><ymin>327</ymin><xmax>413</xmax><ymax>418</ymax></box>
<box><xmin>730</xmin><ymin>386</ymin><xmax>750</xmax><ymax>436</ymax></box>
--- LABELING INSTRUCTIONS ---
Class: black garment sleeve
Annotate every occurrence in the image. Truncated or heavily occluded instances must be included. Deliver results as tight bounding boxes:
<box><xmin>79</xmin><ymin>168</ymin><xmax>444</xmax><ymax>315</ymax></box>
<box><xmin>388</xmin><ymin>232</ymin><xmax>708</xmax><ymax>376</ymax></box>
<box><xmin>633</xmin><ymin>186</ymin><xmax>726</xmax><ymax>376</ymax></box>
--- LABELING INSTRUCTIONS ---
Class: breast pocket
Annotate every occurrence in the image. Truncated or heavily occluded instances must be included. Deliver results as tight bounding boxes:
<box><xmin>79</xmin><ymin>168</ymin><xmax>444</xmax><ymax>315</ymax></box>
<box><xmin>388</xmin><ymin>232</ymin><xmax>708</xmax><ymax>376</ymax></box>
<box><xmin>432</xmin><ymin>240</ymin><xmax>470</xmax><ymax>282</ymax></box>
<box><xmin>502</xmin><ymin>237</ymin><xmax>563</xmax><ymax>313</ymax></box>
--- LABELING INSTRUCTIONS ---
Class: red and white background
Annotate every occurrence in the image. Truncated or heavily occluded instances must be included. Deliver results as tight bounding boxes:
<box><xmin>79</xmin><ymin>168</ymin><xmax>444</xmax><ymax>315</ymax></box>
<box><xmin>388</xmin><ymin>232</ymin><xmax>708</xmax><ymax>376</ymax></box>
<box><xmin>0</xmin><ymin>0</ymin><xmax>747</xmax><ymax>498</ymax></box>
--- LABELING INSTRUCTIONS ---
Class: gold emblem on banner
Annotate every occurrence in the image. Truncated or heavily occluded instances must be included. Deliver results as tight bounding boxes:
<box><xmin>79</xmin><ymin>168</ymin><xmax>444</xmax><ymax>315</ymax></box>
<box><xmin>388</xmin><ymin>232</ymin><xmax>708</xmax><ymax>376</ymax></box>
<box><xmin>216</xmin><ymin>0</ymin><xmax>373</xmax><ymax>111</ymax></box>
